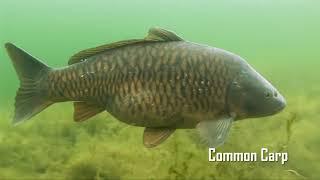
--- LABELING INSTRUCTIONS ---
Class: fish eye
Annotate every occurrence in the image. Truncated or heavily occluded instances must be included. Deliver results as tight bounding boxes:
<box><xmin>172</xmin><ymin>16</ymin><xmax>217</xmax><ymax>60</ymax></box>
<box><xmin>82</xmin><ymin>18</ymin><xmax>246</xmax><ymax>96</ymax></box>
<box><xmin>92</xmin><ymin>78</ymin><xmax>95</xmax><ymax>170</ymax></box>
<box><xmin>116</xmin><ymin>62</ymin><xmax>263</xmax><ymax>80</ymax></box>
<box><xmin>265</xmin><ymin>91</ymin><xmax>271</xmax><ymax>98</ymax></box>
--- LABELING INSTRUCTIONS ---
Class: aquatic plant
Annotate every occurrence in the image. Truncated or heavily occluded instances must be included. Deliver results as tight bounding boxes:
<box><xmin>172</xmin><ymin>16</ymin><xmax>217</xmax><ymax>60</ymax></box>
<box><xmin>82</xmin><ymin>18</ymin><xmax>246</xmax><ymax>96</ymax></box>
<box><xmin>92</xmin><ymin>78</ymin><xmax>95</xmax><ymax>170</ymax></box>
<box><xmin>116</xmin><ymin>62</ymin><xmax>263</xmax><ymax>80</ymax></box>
<box><xmin>0</xmin><ymin>91</ymin><xmax>319</xmax><ymax>179</ymax></box>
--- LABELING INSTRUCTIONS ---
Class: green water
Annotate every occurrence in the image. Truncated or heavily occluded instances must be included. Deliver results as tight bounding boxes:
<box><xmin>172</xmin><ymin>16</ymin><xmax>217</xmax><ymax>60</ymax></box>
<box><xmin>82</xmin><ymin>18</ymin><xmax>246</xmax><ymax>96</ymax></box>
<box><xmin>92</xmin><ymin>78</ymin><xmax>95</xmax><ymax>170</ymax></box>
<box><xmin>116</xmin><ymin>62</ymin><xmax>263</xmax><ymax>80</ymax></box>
<box><xmin>0</xmin><ymin>0</ymin><xmax>319</xmax><ymax>179</ymax></box>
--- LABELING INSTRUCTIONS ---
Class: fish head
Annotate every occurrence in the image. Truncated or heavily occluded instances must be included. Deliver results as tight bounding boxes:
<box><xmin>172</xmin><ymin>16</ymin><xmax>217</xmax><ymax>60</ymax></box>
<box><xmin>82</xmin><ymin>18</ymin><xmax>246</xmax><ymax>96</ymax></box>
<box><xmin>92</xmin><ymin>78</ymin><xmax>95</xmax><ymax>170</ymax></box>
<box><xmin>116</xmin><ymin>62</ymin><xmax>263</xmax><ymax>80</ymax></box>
<box><xmin>226</xmin><ymin>62</ymin><xmax>286</xmax><ymax>120</ymax></box>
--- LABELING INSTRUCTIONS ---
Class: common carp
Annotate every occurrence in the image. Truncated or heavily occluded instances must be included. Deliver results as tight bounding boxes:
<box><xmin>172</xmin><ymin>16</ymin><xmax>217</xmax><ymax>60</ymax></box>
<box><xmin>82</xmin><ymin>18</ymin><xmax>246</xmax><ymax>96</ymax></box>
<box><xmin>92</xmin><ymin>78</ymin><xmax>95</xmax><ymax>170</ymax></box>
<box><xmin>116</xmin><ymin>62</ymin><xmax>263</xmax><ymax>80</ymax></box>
<box><xmin>5</xmin><ymin>28</ymin><xmax>286</xmax><ymax>148</ymax></box>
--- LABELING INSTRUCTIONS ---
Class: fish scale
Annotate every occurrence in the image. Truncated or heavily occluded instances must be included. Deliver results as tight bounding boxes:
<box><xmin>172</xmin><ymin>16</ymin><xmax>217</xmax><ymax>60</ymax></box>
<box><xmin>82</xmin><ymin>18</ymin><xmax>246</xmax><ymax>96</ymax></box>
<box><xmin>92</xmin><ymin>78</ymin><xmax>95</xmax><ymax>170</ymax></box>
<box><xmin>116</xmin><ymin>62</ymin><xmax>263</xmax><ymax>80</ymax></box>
<box><xmin>51</xmin><ymin>41</ymin><xmax>233</xmax><ymax>128</ymax></box>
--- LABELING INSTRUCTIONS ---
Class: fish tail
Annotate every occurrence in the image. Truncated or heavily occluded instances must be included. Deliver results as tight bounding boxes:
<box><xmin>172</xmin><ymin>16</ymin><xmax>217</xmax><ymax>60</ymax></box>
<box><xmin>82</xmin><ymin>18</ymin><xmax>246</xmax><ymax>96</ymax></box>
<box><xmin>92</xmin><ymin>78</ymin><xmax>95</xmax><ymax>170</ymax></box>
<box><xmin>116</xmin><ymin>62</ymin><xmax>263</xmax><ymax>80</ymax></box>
<box><xmin>5</xmin><ymin>43</ymin><xmax>53</xmax><ymax>125</ymax></box>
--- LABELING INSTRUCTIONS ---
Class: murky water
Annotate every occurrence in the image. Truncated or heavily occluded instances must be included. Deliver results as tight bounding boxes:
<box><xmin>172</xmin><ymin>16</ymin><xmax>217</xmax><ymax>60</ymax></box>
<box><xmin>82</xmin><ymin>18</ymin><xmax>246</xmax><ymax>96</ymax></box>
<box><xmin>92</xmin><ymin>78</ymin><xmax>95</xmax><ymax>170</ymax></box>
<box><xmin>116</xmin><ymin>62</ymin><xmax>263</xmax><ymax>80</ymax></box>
<box><xmin>0</xmin><ymin>0</ymin><xmax>319</xmax><ymax>179</ymax></box>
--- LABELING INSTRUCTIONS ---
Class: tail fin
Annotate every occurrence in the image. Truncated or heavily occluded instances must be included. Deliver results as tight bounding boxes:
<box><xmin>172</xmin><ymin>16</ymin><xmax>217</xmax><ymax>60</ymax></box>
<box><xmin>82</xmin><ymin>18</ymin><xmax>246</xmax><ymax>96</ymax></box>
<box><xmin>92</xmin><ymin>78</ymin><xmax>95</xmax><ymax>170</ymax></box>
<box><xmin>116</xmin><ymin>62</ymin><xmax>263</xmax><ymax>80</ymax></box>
<box><xmin>5</xmin><ymin>43</ymin><xmax>53</xmax><ymax>125</ymax></box>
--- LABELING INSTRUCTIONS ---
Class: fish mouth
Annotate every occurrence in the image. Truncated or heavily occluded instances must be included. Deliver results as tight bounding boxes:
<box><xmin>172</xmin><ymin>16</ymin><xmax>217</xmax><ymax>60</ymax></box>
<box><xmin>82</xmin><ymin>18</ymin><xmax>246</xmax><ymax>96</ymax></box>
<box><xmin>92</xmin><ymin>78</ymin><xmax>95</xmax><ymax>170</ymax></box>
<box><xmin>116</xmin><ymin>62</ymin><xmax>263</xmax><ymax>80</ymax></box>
<box><xmin>275</xmin><ymin>93</ymin><xmax>287</xmax><ymax>113</ymax></box>
<box><xmin>262</xmin><ymin>94</ymin><xmax>287</xmax><ymax>117</ymax></box>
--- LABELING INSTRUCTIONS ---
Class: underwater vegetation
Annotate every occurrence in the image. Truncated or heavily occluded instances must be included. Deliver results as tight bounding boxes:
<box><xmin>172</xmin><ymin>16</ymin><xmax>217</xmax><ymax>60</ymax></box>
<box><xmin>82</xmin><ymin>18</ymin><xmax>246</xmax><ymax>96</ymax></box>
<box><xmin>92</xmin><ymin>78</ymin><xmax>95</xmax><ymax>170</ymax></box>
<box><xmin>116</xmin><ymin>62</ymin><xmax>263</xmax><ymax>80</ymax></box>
<box><xmin>0</xmin><ymin>91</ymin><xmax>319</xmax><ymax>179</ymax></box>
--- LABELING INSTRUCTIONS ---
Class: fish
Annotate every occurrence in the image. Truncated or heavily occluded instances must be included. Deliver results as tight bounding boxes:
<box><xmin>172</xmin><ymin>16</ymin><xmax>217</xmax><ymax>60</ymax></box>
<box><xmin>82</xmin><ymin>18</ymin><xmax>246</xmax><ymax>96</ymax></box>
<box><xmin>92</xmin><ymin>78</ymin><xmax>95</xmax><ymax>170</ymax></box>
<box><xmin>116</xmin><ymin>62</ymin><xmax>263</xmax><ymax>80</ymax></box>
<box><xmin>4</xmin><ymin>27</ymin><xmax>286</xmax><ymax>148</ymax></box>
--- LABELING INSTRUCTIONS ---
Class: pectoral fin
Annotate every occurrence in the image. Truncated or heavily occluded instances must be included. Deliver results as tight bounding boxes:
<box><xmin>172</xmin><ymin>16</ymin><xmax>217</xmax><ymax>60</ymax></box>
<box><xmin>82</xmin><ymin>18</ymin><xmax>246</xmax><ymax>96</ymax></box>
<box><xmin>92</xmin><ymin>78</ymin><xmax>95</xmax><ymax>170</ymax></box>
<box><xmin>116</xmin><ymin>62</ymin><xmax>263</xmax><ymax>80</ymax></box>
<box><xmin>143</xmin><ymin>127</ymin><xmax>175</xmax><ymax>148</ymax></box>
<box><xmin>73</xmin><ymin>102</ymin><xmax>104</xmax><ymax>122</ymax></box>
<box><xmin>196</xmin><ymin>117</ymin><xmax>234</xmax><ymax>147</ymax></box>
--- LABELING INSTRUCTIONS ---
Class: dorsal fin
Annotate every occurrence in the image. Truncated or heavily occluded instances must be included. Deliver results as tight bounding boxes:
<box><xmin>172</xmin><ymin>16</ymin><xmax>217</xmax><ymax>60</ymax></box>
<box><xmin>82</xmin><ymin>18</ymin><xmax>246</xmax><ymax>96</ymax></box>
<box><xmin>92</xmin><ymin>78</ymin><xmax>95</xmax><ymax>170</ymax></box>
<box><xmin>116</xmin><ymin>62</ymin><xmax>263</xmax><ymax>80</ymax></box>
<box><xmin>68</xmin><ymin>39</ymin><xmax>144</xmax><ymax>65</ymax></box>
<box><xmin>144</xmin><ymin>27</ymin><xmax>184</xmax><ymax>41</ymax></box>
<box><xmin>68</xmin><ymin>27</ymin><xmax>184</xmax><ymax>65</ymax></box>
<box><xmin>73</xmin><ymin>102</ymin><xmax>104</xmax><ymax>122</ymax></box>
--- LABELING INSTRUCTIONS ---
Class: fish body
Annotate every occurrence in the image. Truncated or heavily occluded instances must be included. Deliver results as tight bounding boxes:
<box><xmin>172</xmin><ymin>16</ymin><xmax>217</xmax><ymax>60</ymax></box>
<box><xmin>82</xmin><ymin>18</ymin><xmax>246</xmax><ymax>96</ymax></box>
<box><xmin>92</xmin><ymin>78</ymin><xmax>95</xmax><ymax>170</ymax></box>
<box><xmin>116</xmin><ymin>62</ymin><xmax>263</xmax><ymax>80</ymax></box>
<box><xmin>5</xmin><ymin>28</ymin><xmax>286</xmax><ymax>148</ymax></box>
<box><xmin>47</xmin><ymin>41</ymin><xmax>241</xmax><ymax>128</ymax></box>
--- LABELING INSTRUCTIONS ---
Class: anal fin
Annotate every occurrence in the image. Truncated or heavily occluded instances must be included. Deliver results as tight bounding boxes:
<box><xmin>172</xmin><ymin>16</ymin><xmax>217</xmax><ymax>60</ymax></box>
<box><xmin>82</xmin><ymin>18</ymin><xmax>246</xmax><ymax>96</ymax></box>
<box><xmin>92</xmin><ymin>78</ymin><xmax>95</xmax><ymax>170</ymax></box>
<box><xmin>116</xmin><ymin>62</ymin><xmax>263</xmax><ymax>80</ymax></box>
<box><xmin>73</xmin><ymin>102</ymin><xmax>104</xmax><ymax>122</ymax></box>
<box><xmin>143</xmin><ymin>127</ymin><xmax>175</xmax><ymax>148</ymax></box>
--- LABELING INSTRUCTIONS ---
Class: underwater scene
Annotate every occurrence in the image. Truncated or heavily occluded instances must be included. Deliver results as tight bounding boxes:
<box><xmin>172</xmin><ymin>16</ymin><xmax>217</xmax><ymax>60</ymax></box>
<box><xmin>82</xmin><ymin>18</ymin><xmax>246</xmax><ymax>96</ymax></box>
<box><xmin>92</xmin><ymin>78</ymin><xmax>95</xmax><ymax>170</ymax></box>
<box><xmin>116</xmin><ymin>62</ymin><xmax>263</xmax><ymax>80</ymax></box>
<box><xmin>0</xmin><ymin>0</ymin><xmax>319</xmax><ymax>179</ymax></box>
